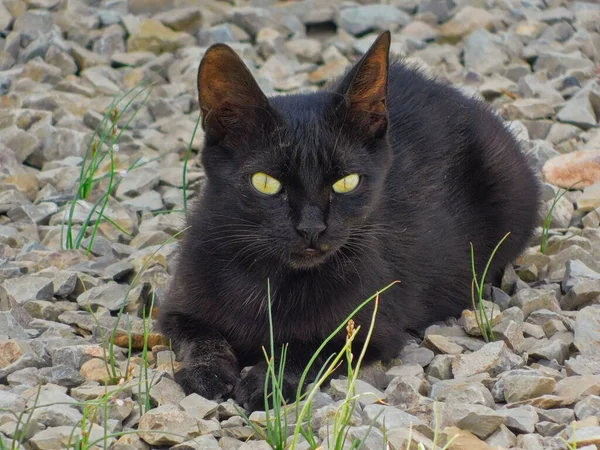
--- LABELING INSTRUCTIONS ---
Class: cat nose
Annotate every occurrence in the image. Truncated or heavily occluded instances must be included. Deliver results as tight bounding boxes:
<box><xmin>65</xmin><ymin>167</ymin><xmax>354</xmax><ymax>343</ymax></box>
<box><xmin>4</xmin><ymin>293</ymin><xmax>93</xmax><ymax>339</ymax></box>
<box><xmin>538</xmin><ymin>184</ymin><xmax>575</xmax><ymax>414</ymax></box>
<box><xmin>296</xmin><ymin>223</ymin><xmax>326</xmax><ymax>244</ymax></box>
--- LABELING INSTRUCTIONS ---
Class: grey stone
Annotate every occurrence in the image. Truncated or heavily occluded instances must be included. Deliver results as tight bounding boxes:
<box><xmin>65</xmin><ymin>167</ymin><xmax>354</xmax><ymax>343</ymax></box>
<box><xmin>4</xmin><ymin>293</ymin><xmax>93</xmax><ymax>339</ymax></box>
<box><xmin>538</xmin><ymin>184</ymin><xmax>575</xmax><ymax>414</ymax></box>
<box><xmin>528</xmin><ymin>338</ymin><xmax>571</xmax><ymax>364</ymax></box>
<box><xmin>149</xmin><ymin>377</ymin><xmax>186</xmax><ymax>407</ymax></box>
<box><xmin>430</xmin><ymin>379</ymin><xmax>494</xmax><ymax>408</ymax></box>
<box><xmin>452</xmin><ymin>341</ymin><xmax>523</xmax><ymax>378</ymax></box>
<box><xmin>563</xmin><ymin>260</ymin><xmax>600</xmax><ymax>293</ymax></box>
<box><xmin>565</xmin><ymin>355</ymin><xmax>600</xmax><ymax>376</ymax></box>
<box><xmin>504</xmin><ymin>98</ymin><xmax>555</xmax><ymax>120</ymax></box>
<box><xmin>463</xmin><ymin>29</ymin><xmax>509</xmax><ymax>75</ymax></box>
<box><xmin>510</xmin><ymin>288</ymin><xmax>560</xmax><ymax>318</ymax></box>
<box><xmin>426</xmin><ymin>354</ymin><xmax>454</xmax><ymax>379</ymax></box>
<box><xmin>0</xmin><ymin>125</ymin><xmax>41</xmax><ymax>163</ymax></box>
<box><xmin>486</xmin><ymin>424</ymin><xmax>517</xmax><ymax>449</ymax></box>
<box><xmin>362</xmin><ymin>404</ymin><xmax>423</xmax><ymax>431</ymax></box>
<box><xmin>0</xmin><ymin>276</ymin><xmax>54</xmax><ymax>304</ymax></box>
<box><xmin>335</xmin><ymin>5</ymin><xmax>411</xmax><ymax>36</ymax></box>
<box><xmin>561</xmin><ymin>279</ymin><xmax>600</xmax><ymax>310</ymax></box>
<box><xmin>330</xmin><ymin>379</ymin><xmax>385</xmax><ymax>407</ymax></box>
<box><xmin>443</xmin><ymin>403</ymin><xmax>506</xmax><ymax>439</ymax></box>
<box><xmin>556</xmin><ymin>80</ymin><xmax>600</xmax><ymax>130</ymax></box>
<box><xmin>534</xmin><ymin>51</ymin><xmax>595</xmax><ymax>79</ymax></box>
<box><xmin>398</xmin><ymin>343</ymin><xmax>435</xmax><ymax>367</ymax></box>
<box><xmin>76</xmin><ymin>283</ymin><xmax>129</xmax><ymax>312</ymax></box>
<box><xmin>28</xmin><ymin>425</ymin><xmax>108</xmax><ymax>450</ymax></box>
<box><xmin>499</xmin><ymin>405</ymin><xmax>539</xmax><ymax>434</ymax></box>
<box><xmin>179</xmin><ymin>393</ymin><xmax>219</xmax><ymax>420</ymax></box>
<box><xmin>116</xmin><ymin>168</ymin><xmax>161</xmax><ymax>199</ymax></box>
<box><xmin>171</xmin><ymin>436</ymin><xmax>220</xmax><ymax>450</ymax></box>
<box><xmin>493</xmin><ymin>320</ymin><xmax>525</xmax><ymax>353</ymax></box>
<box><xmin>574</xmin><ymin>305</ymin><xmax>600</xmax><ymax>357</ymax></box>
<box><xmin>7</xmin><ymin>203</ymin><xmax>58</xmax><ymax>225</ymax></box>
<box><xmin>123</xmin><ymin>191</ymin><xmax>164</xmax><ymax>212</ymax></box>
<box><xmin>574</xmin><ymin>395</ymin><xmax>600</xmax><ymax>420</ymax></box>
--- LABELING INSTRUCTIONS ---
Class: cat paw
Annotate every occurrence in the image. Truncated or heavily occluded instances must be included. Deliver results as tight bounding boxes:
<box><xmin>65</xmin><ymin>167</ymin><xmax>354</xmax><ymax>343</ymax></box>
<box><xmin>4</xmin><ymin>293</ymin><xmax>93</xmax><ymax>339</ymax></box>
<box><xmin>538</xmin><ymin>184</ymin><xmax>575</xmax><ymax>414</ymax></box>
<box><xmin>175</xmin><ymin>360</ymin><xmax>240</xmax><ymax>401</ymax></box>
<box><xmin>234</xmin><ymin>364</ymin><xmax>297</xmax><ymax>411</ymax></box>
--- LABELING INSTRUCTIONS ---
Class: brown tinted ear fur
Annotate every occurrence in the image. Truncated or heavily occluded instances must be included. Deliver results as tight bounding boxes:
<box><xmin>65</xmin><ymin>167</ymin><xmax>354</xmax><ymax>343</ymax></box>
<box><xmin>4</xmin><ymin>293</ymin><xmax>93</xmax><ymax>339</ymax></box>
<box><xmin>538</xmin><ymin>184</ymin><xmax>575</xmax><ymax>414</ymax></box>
<box><xmin>338</xmin><ymin>31</ymin><xmax>391</xmax><ymax>137</ymax></box>
<box><xmin>197</xmin><ymin>44</ymin><xmax>270</xmax><ymax>141</ymax></box>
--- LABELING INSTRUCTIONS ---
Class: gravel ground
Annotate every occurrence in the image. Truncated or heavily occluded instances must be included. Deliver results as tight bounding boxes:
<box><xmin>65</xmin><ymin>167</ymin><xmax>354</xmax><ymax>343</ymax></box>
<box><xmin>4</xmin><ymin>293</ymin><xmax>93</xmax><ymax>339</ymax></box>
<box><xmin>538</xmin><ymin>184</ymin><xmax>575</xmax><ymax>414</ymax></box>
<box><xmin>1</xmin><ymin>0</ymin><xmax>600</xmax><ymax>449</ymax></box>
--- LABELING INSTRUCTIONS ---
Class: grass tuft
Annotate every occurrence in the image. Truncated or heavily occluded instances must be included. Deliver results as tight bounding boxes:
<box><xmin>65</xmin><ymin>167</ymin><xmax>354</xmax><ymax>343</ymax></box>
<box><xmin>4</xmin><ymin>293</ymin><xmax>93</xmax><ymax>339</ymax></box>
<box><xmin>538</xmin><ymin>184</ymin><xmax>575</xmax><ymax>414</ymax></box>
<box><xmin>470</xmin><ymin>232</ymin><xmax>510</xmax><ymax>342</ymax></box>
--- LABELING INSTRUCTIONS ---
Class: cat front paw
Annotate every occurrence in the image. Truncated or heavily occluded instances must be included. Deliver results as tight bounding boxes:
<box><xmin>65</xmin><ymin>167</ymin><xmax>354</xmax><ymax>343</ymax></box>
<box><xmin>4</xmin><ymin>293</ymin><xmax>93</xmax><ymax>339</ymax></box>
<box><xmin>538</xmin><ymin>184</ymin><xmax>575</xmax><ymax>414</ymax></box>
<box><xmin>234</xmin><ymin>363</ymin><xmax>297</xmax><ymax>411</ymax></box>
<box><xmin>175</xmin><ymin>359</ymin><xmax>240</xmax><ymax>401</ymax></box>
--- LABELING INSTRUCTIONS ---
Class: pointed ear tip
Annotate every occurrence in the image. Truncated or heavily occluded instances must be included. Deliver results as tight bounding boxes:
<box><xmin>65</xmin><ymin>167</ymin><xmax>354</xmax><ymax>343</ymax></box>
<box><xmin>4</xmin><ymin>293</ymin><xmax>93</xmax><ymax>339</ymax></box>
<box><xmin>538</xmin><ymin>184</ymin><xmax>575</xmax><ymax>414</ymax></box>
<box><xmin>376</xmin><ymin>31</ymin><xmax>392</xmax><ymax>49</ymax></box>
<box><xmin>203</xmin><ymin>43</ymin><xmax>237</xmax><ymax>61</ymax></box>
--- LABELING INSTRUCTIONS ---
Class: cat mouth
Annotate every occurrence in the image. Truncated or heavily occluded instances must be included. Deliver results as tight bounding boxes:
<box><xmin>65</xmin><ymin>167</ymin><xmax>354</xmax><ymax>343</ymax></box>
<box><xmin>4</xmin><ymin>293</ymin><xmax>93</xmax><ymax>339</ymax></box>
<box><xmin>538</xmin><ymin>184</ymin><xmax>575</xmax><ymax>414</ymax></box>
<box><xmin>289</xmin><ymin>247</ymin><xmax>330</xmax><ymax>268</ymax></box>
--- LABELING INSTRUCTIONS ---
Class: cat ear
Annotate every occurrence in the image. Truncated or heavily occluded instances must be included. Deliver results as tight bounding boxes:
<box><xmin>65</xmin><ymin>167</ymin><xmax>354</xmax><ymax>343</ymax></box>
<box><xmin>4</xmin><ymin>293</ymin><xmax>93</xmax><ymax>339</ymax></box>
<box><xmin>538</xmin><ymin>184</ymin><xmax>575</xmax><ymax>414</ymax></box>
<box><xmin>336</xmin><ymin>31</ymin><xmax>391</xmax><ymax>138</ymax></box>
<box><xmin>197</xmin><ymin>44</ymin><xmax>272</xmax><ymax>142</ymax></box>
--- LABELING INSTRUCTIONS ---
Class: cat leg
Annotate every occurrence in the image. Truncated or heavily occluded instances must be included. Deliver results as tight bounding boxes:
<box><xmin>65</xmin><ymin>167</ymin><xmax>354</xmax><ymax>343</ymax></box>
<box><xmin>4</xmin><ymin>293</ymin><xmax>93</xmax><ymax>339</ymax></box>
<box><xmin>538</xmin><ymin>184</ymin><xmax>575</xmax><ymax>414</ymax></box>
<box><xmin>234</xmin><ymin>344</ymin><xmax>341</xmax><ymax>411</ymax></box>
<box><xmin>160</xmin><ymin>313</ymin><xmax>240</xmax><ymax>401</ymax></box>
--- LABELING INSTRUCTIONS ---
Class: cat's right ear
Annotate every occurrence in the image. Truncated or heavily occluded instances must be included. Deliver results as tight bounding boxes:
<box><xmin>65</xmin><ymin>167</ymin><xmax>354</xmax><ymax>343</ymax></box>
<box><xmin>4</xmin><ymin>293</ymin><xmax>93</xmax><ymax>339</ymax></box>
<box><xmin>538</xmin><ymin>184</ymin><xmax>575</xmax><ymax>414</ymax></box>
<box><xmin>197</xmin><ymin>44</ymin><xmax>272</xmax><ymax>142</ymax></box>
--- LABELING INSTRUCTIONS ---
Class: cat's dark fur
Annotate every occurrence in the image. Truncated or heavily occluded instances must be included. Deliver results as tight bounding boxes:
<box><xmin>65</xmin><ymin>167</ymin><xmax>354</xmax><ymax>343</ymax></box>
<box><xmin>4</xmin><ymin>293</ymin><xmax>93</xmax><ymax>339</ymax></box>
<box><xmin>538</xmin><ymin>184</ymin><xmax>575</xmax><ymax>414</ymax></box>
<box><xmin>159</xmin><ymin>32</ymin><xmax>539</xmax><ymax>410</ymax></box>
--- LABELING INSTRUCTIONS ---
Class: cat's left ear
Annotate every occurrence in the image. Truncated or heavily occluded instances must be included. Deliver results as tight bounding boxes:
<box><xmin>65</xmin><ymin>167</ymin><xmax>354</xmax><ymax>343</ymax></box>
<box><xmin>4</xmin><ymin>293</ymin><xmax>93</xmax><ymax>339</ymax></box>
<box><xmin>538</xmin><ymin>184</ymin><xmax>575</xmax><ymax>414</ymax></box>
<box><xmin>336</xmin><ymin>31</ymin><xmax>391</xmax><ymax>138</ymax></box>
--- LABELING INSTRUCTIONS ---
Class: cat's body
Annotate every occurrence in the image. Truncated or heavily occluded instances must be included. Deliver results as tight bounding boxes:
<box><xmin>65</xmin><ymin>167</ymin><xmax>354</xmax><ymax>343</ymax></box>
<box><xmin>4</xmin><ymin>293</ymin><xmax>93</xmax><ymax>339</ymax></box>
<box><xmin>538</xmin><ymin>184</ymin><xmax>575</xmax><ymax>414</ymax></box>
<box><xmin>159</xmin><ymin>32</ymin><xmax>539</xmax><ymax>410</ymax></box>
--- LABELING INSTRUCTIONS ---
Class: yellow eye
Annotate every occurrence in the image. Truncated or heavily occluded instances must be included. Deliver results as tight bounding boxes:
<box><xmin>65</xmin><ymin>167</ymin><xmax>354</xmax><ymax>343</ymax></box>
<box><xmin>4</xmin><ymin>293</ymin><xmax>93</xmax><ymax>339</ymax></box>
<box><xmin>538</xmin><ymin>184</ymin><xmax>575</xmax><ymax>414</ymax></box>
<box><xmin>332</xmin><ymin>174</ymin><xmax>360</xmax><ymax>194</ymax></box>
<box><xmin>251</xmin><ymin>172</ymin><xmax>282</xmax><ymax>195</ymax></box>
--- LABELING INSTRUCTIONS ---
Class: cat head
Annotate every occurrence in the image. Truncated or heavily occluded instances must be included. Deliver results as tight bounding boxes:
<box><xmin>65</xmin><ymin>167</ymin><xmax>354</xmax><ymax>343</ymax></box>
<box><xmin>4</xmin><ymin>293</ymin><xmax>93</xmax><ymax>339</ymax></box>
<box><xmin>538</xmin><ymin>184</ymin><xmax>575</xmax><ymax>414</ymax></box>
<box><xmin>195</xmin><ymin>32</ymin><xmax>393</xmax><ymax>270</ymax></box>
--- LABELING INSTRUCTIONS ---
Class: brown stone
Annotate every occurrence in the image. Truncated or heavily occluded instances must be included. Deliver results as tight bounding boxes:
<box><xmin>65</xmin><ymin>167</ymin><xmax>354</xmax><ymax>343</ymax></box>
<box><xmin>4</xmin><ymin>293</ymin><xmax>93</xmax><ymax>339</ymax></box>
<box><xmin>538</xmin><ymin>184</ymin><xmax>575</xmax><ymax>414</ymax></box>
<box><xmin>0</xmin><ymin>340</ymin><xmax>25</xmax><ymax>368</ymax></box>
<box><xmin>543</xmin><ymin>150</ymin><xmax>600</xmax><ymax>189</ymax></box>
<box><xmin>80</xmin><ymin>358</ymin><xmax>112</xmax><ymax>383</ymax></box>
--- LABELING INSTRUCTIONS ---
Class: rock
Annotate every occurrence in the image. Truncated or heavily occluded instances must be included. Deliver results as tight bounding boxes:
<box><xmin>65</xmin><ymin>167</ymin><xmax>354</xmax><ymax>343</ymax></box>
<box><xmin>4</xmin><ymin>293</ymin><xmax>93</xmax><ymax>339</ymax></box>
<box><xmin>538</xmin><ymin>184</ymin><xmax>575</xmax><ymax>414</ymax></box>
<box><xmin>574</xmin><ymin>305</ymin><xmax>600</xmax><ymax>357</ymax></box>
<box><xmin>149</xmin><ymin>376</ymin><xmax>186</xmax><ymax>406</ymax></box>
<box><xmin>116</xmin><ymin>167</ymin><xmax>161</xmax><ymax>199</ymax></box>
<box><xmin>534</xmin><ymin>51</ymin><xmax>595</xmax><ymax>79</ymax></box>
<box><xmin>463</xmin><ymin>30</ymin><xmax>509</xmax><ymax>75</ymax></box>
<box><xmin>566</xmin><ymin>426</ymin><xmax>600</xmax><ymax>448</ymax></box>
<box><xmin>556</xmin><ymin>81</ymin><xmax>600</xmax><ymax>130</ymax></box>
<box><xmin>438</xmin><ymin>6</ymin><xmax>494</xmax><ymax>39</ymax></box>
<box><xmin>561</xmin><ymin>280</ymin><xmax>600</xmax><ymax>310</ymax></box>
<box><xmin>127</xmin><ymin>19</ymin><xmax>195</xmax><ymax>54</ymax></box>
<box><xmin>510</xmin><ymin>289</ymin><xmax>560</xmax><ymax>318</ymax></box>
<box><xmin>76</xmin><ymin>283</ymin><xmax>129</xmax><ymax>312</ymax></box>
<box><xmin>171</xmin><ymin>436</ymin><xmax>220</xmax><ymax>450</ymax></box>
<box><xmin>29</xmin><ymin>425</ymin><xmax>109</xmax><ymax>450</ymax></box>
<box><xmin>501</xmin><ymin>371</ymin><xmax>556</xmax><ymax>403</ymax></box>
<box><xmin>179</xmin><ymin>393</ymin><xmax>219</xmax><ymax>420</ymax></box>
<box><xmin>499</xmin><ymin>405</ymin><xmax>539</xmax><ymax>434</ymax></box>
<box><xmin>329</xmin><ymin>379</ymin><xmax>385</xmax><ymax>406</ymax></box>
<box><xmin>79</xmin><ymin>358</ymin><xmax>112</xmax><ymax>383</ymax></box>
<box><xmin>153</xmin><ymin>7</ymin><xmax>203</xmax><ymax>35</ymax></box>
<box><xmin>430</xmin><ymin>379</ymin><xmax>495</xmax><ymax>408</ymax></box>
<box><xmin>563</xmin><ymin>260</ymin><xmax>600</xmax><ymax>293</ymax></box>
<box><xmin>0</xmin><ymin>125</ymin><xmax>41</xmax><ymax>163</ymax></box>
<box><xmin>362</xmin><ymin>404</ymin><xmax>424</xmax><ymax>430</ymax></box>
<box><xmin>528</xmin><ymin>339</ymin><xmax>571</xmax><ymax>364</ymax></box>
<box><xmin>543</xmin><ymin>150</ymin><xmax>600</xmax><ymax>190</ymax></box>
<box><xmin>443</xmin><ymin>403</ymin><xmax>506</xmax><ymax>439</ymax></box>
<box><xmin>566</xmin><ymin>356</ymin><xmax>600</xmax><ymax>376</ymax></box>
<box><xmin>398</xmin><ymin>343</ymin><xmax>435</xmax><ymax>367</ymax></box>
<box><xmin>138</xmin><ymin>404</ymin><xmax>198</xmax><ymax>445</ymax></box>
<box><xmin>427</xmin><ymin>354</ymin><xmax>454</xmax><ymax>379</ymax></box>
<box><xmin>504</xmin><ymin>99</ymin><xmax>555</xmax><ymax>120</ymax></box>
<box><xmin>423</xmin><ymin>334</ymin><xmax>463</xmax><ymax>355</ymax></box>
<box><xmin>452</xmin><ymin>341</ymin><xmax>523</xmax><ymax>378</ymax></box>
<box><xmin>493</xmin><ymin>320</ymin><xmax>525</xmax><ymax>352</ymax></box>
<box><xmin>548</xmin><ymin>247</ymin><xmax>599</xmax><ymax>280</ymax></box>
<box><xmin>1</xmin><ymin>276</ymin><xmax>54</xmax><ymax>305</ymax></box>
<box><xmin>575</xmin><ymin>395</ymin><xmax>600</xmax><ymax>420</ymax></box>
<box><xmin>335</xmin><ymin>5</ymin><xmax>411</xmax><ymax>36</ymax></box>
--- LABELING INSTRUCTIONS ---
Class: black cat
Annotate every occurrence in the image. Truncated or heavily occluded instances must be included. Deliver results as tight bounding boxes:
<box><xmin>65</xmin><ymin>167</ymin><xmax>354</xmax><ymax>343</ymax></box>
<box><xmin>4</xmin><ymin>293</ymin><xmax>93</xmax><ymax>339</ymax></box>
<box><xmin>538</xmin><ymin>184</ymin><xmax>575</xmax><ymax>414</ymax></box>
<box><xmin>159</xmin><ymin>31</ymin><xmax>539</xmax><ymax>411</ymax></box>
